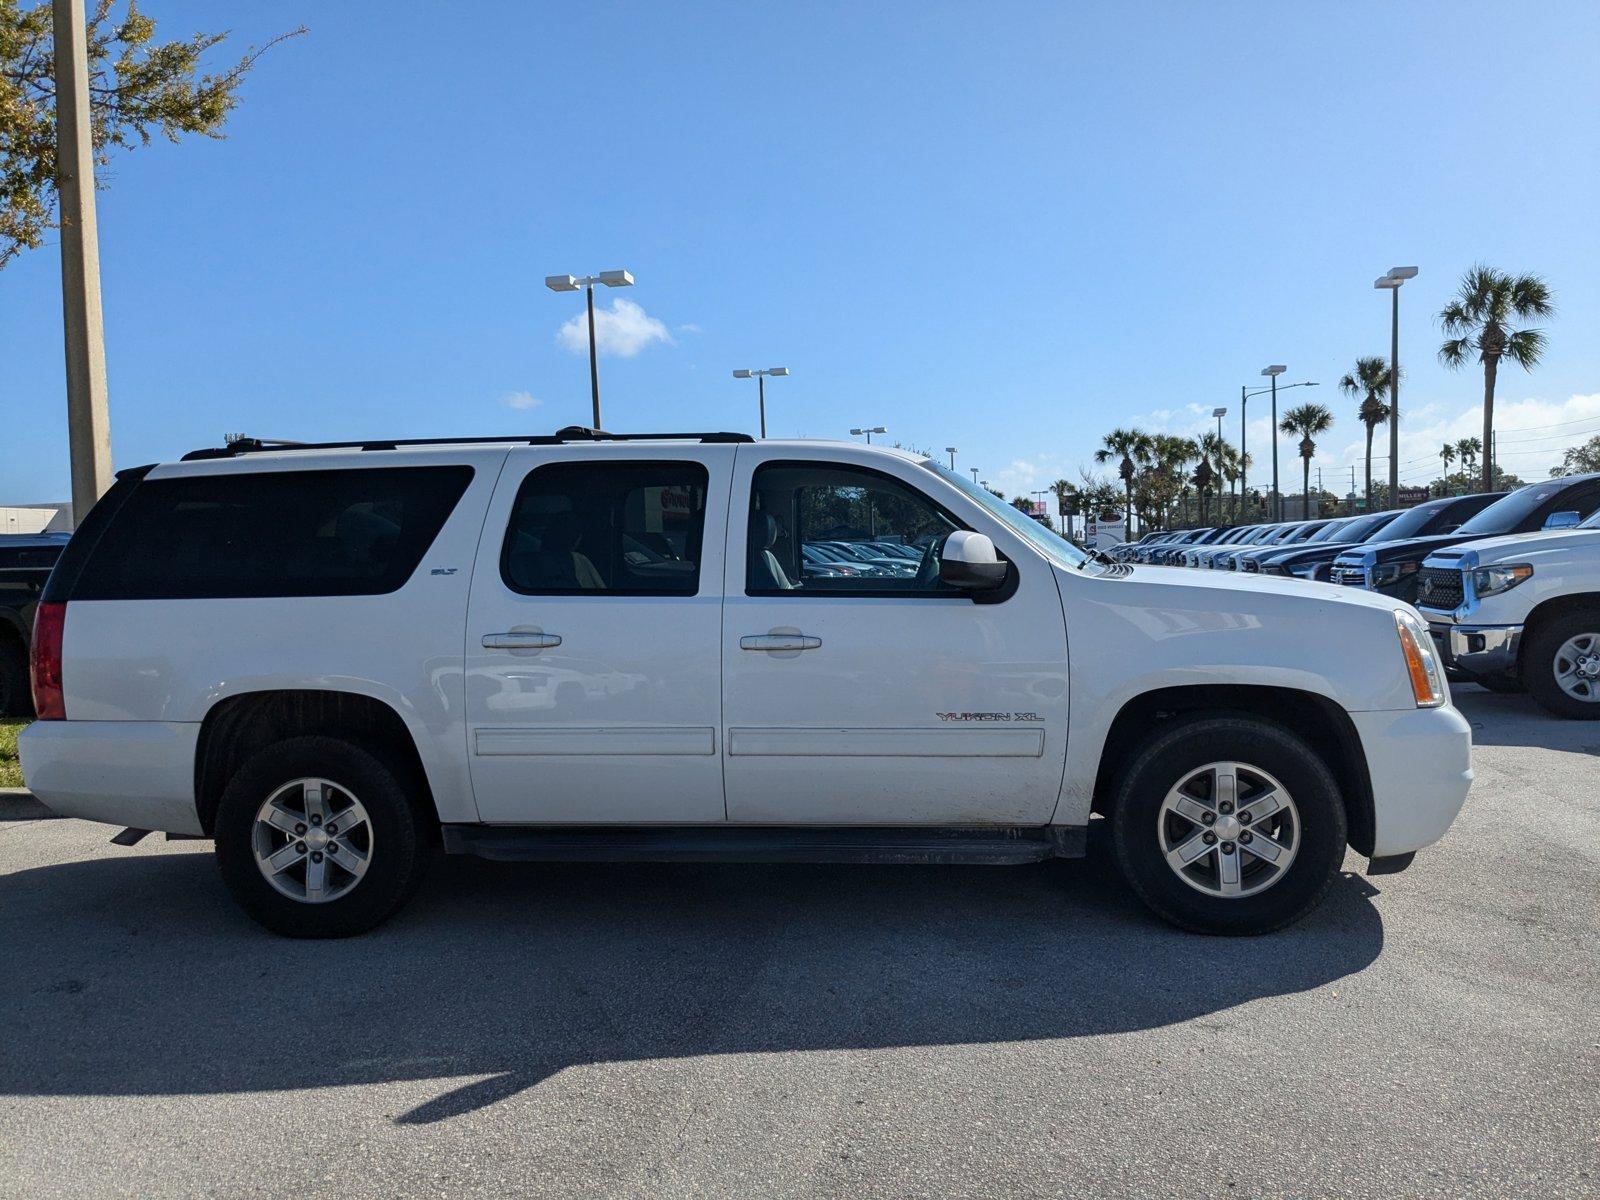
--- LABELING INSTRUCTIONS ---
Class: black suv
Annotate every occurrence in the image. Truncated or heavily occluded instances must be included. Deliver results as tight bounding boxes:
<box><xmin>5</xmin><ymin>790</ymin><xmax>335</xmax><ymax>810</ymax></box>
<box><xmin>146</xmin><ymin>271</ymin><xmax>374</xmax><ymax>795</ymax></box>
<box><xmin>1329</xmin><ymin>474</ymin><xmax>1600</xmax><ymax>604</ymax></box>
<box><xmin>0</xmin><ymin>533</ymin><xmax>70</xmax><ymax>715</ymax></box>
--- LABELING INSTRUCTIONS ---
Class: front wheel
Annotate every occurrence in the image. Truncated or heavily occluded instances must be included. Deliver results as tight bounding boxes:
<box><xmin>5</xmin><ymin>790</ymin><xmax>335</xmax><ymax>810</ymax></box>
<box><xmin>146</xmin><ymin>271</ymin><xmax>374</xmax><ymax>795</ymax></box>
<box><xmin>1522</xmin><ymin>607</ymin><xmax>1600</xmax><ymax>720</ymax></box>
<box><xmin>1109</xmin><ymin>715</ymin><xmax>1348</xmax><ymax>935</ymax></box>
<box><xmin>214</xmin><ymin>735</ymin><xmax>433</xmax><ymax>937</ymax></box>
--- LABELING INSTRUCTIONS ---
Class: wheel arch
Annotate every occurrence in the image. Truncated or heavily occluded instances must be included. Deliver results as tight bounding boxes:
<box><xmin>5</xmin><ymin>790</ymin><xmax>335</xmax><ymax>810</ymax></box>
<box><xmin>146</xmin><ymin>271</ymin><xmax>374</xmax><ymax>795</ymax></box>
<box><xmin>1517</xmin><ymin>592</ymin><xmax>1600</xmax><ymax>671</ymax></box>
<box><xmin>1090</xmin><ymin>684</ymin><xmax>1377</xmax><ymax>857</ymax></box>
<box><xmin>194</xmin><ymin>689</ymin><xmax>437</xmax><ymax>836</ymax></box>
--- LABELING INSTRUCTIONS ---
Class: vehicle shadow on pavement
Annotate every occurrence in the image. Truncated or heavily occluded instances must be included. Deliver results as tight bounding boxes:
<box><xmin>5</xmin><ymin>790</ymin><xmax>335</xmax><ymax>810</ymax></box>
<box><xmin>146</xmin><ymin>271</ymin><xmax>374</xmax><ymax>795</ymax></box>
<box><xmin>0</xmin><ymin>827</ymin><xmax>1384</xmax><ymax>1125</ymax></box>
<box><xmin>1451</xmin><ymin>686</ymin><xmax>1600</xmax><ymax>751</ymax></box>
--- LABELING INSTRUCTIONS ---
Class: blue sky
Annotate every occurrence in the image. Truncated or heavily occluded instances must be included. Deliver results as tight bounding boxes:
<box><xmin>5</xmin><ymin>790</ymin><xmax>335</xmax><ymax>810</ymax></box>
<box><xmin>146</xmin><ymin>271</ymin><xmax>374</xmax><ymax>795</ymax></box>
<box><xmin>4</xmin><ymin>1</ymin><xmax>1598</xmax><ymax>503</ymax></box>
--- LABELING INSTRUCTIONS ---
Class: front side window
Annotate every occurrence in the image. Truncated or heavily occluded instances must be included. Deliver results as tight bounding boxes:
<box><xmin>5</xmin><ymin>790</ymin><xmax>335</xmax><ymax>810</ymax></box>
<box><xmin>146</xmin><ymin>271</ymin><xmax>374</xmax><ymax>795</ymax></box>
<box><xmin>747</xmin><ymin>462</ymin><xmax>964</xmax><ymax>595</ymax></box>
<box><xmin>502</xmin><ymin>461</ymin><xmax>708</xmax><ymax>595</ymax></box>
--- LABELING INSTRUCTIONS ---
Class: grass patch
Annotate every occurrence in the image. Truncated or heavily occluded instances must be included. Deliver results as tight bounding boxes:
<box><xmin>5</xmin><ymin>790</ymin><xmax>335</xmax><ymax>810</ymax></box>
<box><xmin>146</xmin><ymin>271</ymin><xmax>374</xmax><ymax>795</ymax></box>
<box><xmin>0</xmin><ymin>720</ymin><xmax>25</xmax><ymax>789</ymax></box>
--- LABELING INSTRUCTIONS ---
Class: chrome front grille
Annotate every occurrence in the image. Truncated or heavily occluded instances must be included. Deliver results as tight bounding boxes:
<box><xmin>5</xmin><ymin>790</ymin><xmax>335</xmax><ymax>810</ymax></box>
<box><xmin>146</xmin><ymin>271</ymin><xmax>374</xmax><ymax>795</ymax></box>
<box><xmin>1330</xmin><ymin>565</ymin><xmax>1366</xmax><ymax>586</ymax></box>
<box><xmin>1417</xmin><ymin>566</ymin><xmax>1465</xmax><ymax>610</ymax></box>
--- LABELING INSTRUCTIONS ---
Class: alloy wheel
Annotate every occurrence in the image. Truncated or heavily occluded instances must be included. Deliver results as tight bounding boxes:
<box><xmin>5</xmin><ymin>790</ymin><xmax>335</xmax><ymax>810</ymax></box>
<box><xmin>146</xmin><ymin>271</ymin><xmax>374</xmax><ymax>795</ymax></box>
<box><xmin>1552</xmin><ymin>633</ymin><xmax>1600</xmax><ymax>703</ymax></box>
<box><xmin>1156</xmin><ymin>761</ymin><xmax>1300</xmax><ymax>899</ymax></box>
<box><xmin>251</xmin><ymin>778</ymin><xmax>374</xmax><ymax>904</ymax></box>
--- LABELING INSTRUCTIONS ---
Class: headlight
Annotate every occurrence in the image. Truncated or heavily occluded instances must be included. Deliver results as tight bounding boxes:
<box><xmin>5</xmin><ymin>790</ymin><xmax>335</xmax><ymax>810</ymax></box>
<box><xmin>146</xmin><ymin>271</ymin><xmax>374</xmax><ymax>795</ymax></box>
<box><xmin>1394</xmin><ymin>608</ymin><xmax>1447</xmax><ymax>708</ymax></box>
<box><xmin>1371</xmin><ymin>561</ymin><xmax>1420</xmax><ymax>586</ymax></box>
<box><xmin>1472</xmin><ymin>563</ymin><xmax>1533</xmax><ymax>597</ymax></box>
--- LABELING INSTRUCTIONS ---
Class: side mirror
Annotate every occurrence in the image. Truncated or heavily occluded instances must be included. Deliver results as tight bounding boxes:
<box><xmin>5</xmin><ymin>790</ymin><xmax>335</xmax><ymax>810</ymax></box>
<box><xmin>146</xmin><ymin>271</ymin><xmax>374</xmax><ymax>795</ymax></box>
<box><xmin>1543</xmin><ymin>510</ymin><xmax>1581</xmax><ymax>530</ymax></box>
<box><xmin>939</xmin><ymin>530</ymin><xmax>1007</xmax><ymax>590</ymax></box>
<box><xmin>1437</xmin><ymin>522</ymin><xmax>1460</xmax><ymax>534</ymax></box>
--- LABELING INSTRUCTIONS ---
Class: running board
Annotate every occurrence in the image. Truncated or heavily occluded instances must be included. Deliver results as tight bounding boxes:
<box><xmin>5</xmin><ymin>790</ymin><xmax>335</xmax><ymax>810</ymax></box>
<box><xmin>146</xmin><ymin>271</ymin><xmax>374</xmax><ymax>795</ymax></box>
<box><xmin>441</xmin><ymin>824</ymin><xmax>1085</xmax><ymax>866</ymax></box>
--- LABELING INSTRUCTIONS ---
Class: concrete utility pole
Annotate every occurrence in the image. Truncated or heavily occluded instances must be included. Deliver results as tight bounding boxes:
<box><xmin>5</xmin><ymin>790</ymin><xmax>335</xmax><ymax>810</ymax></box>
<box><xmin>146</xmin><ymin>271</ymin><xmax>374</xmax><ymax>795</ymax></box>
<box><xmin>53</xmin><ymin>0</ymin><xmax>114</xmax><ymax>525</ymax></box>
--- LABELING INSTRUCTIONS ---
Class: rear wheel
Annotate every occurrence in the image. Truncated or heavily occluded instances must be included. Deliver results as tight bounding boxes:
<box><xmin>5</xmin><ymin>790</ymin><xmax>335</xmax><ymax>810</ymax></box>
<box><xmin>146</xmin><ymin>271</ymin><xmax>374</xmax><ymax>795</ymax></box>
<box><xmin>1109</xmin><ymin>715</ymin><xmax>1347</xmax><ymax>935</ymax></box>
<box><xmin>214</xmin><ymin>735</ymin><xmax>433</xmax><ymax>937</ymax></box>
<box><xmin>1523</xmin><ymin>607</ymin><xmax>1600</xmax><ymax>720</ymax></box>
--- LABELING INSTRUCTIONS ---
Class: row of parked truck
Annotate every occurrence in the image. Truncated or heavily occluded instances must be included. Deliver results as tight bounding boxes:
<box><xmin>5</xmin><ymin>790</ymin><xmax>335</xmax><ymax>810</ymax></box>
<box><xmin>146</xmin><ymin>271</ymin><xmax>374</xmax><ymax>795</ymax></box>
<box><xmin>1108</xmin><ymin>471</ymin><xmax>1600</xmax><ymax>719</ymax></box>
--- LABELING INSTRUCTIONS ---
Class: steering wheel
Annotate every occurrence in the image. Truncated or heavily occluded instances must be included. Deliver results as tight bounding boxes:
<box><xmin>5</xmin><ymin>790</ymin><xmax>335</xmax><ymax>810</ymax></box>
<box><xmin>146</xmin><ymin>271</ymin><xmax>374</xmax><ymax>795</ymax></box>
<box><xmin>913</xmin><ymin>537</ymin><xmax>942</xmax><ymax>589</ymax></box>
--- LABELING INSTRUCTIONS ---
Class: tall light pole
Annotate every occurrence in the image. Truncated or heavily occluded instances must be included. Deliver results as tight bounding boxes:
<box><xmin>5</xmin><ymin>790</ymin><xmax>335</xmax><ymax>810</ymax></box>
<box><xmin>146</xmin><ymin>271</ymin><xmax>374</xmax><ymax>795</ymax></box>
<box><xmin>1262</xmin><ymin>366</ymin><xmax>1286</xmax><ymax>520</ymax></box>
<box><xmin>545</xmin><ymin>269</ymin><xmax>633</xmax><ymax>429</ymax></box>
<box><xmin>1375</xmin><ymin>266</ymin><xmax>1419</xmax><ymax>500</ymax></box>
<box><xmin>54</xmin><ymin>0</ymin><xmax>114</xmax><ymax>525</ymax></box>
<box><xmin>946</xmin><ymin>446</ymin><xmax>958</xmax><ymax>470</ymax></box>
<box><xmin>1241</xmin><ymin>378</ymin><xmax>1318</xmax><ymax>522</ymax></box>
<box><xmin>732</xmin><ymin>367</ymin><xmax>789</xmax><ymax>438</ymax></box>
<box><xmin>850</xmin><ymin>426</ymin><xmax>886</xmax><ymax>444</ymax></box>
<box><xmin>970</xmin><ymin>467</ymin><xmax>979</xmax><ymax>484</ymax></box>
<box><xmin>1212</xmin><ymin>407</ymin><xmax>1227</xmax><ymax>524</ymax></box>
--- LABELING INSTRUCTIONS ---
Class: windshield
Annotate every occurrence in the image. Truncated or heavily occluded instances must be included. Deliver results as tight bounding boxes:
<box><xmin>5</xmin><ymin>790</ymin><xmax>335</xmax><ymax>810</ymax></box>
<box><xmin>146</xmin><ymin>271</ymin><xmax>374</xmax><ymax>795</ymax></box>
<box><xmin>1580</xmin><ymin>508</ymin><xmax>1600</xmax><ymax>529</ymax></box>
<box><xmin>1306</xmin><ymin>519</ymin><xmax>1353</xmax><ymax>542</ymax></box>
<box><xmin>921</xmin><ymin>460</ymin><xmax>1089</xmax><ymax>569</ymax></box>
<box><xmin>1457</xmin><ymin>480</ymin><xmax>1574</xmax><ymax>535</ymax></box>
<box><xmin>1364</xmin><ymin>503</ymin><xmax>1444</xmax><ymax>541</ymax></box>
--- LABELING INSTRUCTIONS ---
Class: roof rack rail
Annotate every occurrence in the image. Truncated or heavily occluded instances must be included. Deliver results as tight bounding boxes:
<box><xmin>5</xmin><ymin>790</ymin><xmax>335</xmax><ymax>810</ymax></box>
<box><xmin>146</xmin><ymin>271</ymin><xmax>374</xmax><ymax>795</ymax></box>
<box><xmin>181</xmin><ymin>428</ymin><xmax>755</xmax><ymax>461</ymax></box>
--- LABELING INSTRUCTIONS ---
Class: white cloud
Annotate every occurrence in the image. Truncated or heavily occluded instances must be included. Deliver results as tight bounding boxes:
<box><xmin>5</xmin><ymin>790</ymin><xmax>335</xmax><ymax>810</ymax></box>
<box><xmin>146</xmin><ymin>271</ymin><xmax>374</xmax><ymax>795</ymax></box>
<box><xmin>557</xmin><ymin>298</ymin><xmax>674</xmax><ymax>358</ymax></box>
<box><xmin>1115</xmin><ymin>389</ymin><xmax>1600</xmax><ymax>491</ymax></box>
<box><xmin>676</xmin><ymin>323</ymin><xmax>703</xmax><ymax>334</ymax></box>
<box><xmin>501</xmin><ymin>391</ymin><xmax>542</xmax><ymax>410</ymax></box>
<box><xmin>993</xmin><ymin>454</ymin><xmax>1068</xmax><ymax>497</ymax></box>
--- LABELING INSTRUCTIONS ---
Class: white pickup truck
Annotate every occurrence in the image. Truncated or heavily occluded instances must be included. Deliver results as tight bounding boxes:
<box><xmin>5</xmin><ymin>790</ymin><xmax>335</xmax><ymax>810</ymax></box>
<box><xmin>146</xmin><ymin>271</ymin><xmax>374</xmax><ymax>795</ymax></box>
<box><xmin>1417</xmin><ymin>507</ymin><xmax>1600</xmax><ymax>718</ymax></box>
<box><xmin>22</xmin><ymin>429</ymin><xmax>1472</xmax><ymax>937</ymax></box>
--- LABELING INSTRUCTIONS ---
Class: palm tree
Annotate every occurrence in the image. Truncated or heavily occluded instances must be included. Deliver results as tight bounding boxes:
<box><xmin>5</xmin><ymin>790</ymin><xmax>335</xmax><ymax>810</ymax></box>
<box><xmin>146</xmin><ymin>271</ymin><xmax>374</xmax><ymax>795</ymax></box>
<box><xmin>1456</xmin><ymin>437</ymin><xmax>1482</xmax><ymax>477</ymax></box>
<box><xmin>1437</xmin><ymin>443</ymin><xmax>1455</xmax><ymax>495</ymax></box>
<box><xmin>1094</xmin><ymin>428</ymin><xmax>1151</xmax><ymax>534</ymax></box>
<box><xmin>1279</xmin><ymin>403</ymin><xmax>1334</xmax><ymax>519</ymax></box>
<box><xmin>1338</xmin><ymin>356</ymin><xmax>1394</xmax><ymax>509</ymax></box>
<box><xmin>1438</xmin><ymin>265</ymin><xmax>1555</xmax><ymax>492</ymax></box>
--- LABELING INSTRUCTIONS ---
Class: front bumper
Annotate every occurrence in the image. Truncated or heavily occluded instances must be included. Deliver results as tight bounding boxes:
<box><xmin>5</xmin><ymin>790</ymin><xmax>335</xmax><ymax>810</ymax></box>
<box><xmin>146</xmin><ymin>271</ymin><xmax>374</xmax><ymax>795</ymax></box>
<box><xmin>1350</xmin><ymin>705</ymin><xmax>1473</xmax><ymax>857</ymax></box>
<box><xmin>1426</xmin><ymin>621</ymin><xmax>1522</xmax><ymax>677</ymax></box>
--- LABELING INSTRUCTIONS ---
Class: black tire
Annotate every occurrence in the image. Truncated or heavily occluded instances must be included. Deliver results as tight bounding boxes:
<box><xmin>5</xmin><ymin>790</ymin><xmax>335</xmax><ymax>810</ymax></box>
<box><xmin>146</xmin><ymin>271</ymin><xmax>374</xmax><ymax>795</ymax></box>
<box><xmin>1108</xmin><ymin>715</ymin><xmax>1348</xmax><ymax>935</ymax></box>
<box><xmin>214</xmin><ymin>735</ymin><xmax>433</xmax><ymax>937</ymax></box>
<box><xmin>0</xmin><ymin>634</ymin><xmax>30</xmax><ymax>718</ymax></box>
<box><xmin>1522</xmin><ymin>606</ymin><xmax>1600</xmax><ymax>720</ymax></box>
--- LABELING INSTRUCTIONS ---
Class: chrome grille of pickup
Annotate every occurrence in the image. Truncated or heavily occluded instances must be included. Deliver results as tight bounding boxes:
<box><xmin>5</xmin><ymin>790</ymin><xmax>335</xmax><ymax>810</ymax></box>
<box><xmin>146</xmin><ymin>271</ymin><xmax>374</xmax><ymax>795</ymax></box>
<box><xmin>1330</xmin><ymin>565</ymin><xmax>1366</xmax><ymax>586</ymax></box>
<box><xmin>1417</xmin><ymin>566</ymin><xmax>1465</xmax><ymax>610</ymax></box>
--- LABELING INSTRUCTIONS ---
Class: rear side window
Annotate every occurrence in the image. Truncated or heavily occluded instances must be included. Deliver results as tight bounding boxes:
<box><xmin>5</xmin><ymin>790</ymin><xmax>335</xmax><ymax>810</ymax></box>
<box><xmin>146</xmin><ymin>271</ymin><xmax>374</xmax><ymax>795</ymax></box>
<box><xmin>69</xmin><ymin>467</ymin><xmax>473</xmax><ymax>600</ymax></box>
<box><xmin>501</xmin><ymin>461</ymin><xmax>709</xmax><ymax>595</ymax></box>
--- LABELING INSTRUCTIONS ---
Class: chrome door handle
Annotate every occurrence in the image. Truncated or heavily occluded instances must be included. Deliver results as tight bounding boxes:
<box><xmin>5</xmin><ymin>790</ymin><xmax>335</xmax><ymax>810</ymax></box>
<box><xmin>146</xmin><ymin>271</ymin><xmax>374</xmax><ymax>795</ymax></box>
<box><xmin>740</xmin><ymin>634</ymin><xmax>821</xmax><ymax>651</ymax></box>
<box><xmin>482</xmin><ymin>632</ymin><xmax>562</xmax><ymax>650</ymax></box>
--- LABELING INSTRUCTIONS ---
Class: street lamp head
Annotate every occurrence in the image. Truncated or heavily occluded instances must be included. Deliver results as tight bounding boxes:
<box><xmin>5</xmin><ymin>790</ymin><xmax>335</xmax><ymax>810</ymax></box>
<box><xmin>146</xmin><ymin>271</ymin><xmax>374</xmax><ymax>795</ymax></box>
<box><xmin>544</xmin><ymin>274</ymin><xmax>580</xmax><ymax>292</ymax></box>
<box><xmin>1212</xmin><ymin>407</ymin><xmax>1228</xmax><ymax>418</ymax></box>
<box><xmin>732</xmin><ymin>369</ymin><xmax>753</xmax><ymax>379</ymax></box>
<box><xmin>1387</xmin><ymin>266</ymin><xmax>1419</xmax><ymax>281</ymax></box>
<box><xmin>1262</xmin><ymin>365</ymin><xmax>1287</xmax><ymax>377</ymax></box>
<box><xmin>596</xmin><ymin>270</ymin><xmax>634</xmax><ymax>288</ymax></box>
<box><xmin>1374</xmin><ymin>276</ymin><xmax>1401</xmax><ymax>290</ymax></box>
<box><xmin>767</xmin><ymin>367</ymin><xmax>790</xmax><ymax>377</ymax></box>
<box><xmin>945</xmin><ymin>446</ymin><xmax>958</xmax><ymax>453</ymax></box>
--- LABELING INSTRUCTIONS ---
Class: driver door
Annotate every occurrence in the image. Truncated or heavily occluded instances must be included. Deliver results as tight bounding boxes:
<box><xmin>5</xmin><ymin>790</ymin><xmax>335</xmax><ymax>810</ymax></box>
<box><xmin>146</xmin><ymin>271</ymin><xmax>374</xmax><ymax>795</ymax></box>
<box><xmin>721</xmin><ymin>449</ymin><xmax>1070</xmax><ymax>826</ymax></box>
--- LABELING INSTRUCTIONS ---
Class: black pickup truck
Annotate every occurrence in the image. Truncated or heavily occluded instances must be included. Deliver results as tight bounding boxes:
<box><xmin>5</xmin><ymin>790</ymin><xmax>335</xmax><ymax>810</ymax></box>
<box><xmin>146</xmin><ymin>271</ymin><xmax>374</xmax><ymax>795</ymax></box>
<box><xmin>0</xmin><ymin>534</ymin><xmax>69</xmax><ymax>715</ymax></box>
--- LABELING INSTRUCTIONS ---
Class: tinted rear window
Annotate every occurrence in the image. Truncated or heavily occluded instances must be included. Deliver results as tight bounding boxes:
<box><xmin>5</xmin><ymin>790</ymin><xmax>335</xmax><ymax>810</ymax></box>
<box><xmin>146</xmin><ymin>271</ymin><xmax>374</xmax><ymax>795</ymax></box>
<box><xmin>69</xmin><ymin>466</ymin><xmax>473</xmax><ymax>600</ymax></box>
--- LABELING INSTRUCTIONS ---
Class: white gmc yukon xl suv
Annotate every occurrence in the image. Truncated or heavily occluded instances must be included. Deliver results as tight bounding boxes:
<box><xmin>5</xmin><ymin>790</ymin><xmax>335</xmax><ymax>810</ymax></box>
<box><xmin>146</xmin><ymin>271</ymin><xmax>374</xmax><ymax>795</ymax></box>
<box><xmin>22</xmin><ymin>429</ymin><xmax>1472</xmax><ymax>937</ymax></box>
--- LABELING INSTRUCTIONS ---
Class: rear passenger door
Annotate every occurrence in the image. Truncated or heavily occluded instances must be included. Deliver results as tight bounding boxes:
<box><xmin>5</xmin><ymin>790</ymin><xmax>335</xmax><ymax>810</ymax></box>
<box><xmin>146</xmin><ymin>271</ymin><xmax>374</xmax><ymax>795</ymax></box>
<box><xmin>463</xmin><ymin>446</ymin><xmax>733</xmax><ymax>823</ymax></box>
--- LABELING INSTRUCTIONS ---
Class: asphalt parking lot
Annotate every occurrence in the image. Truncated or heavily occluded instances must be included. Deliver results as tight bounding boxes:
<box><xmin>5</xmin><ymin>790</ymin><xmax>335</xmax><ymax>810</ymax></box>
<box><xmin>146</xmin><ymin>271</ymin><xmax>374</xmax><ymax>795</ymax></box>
<box><xmin>1</xmin><ymin>688</ymin><xmax>1596</xmax><ymax>1199</ymax></box>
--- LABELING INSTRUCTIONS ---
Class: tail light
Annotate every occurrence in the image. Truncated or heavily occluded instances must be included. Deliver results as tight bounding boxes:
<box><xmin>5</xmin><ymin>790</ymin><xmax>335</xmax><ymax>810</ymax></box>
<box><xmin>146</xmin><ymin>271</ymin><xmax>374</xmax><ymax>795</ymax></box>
<box><xmin>30</xmin><ymin>601</ymin><xmax>66</xmax><ymax>720</ymax></box>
